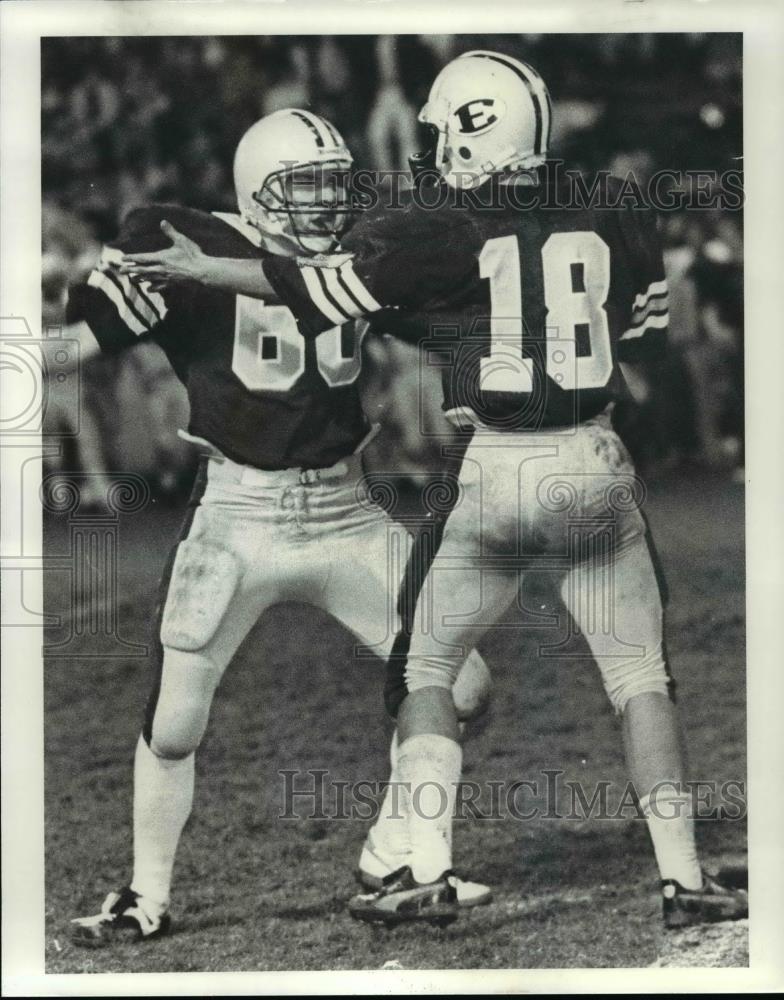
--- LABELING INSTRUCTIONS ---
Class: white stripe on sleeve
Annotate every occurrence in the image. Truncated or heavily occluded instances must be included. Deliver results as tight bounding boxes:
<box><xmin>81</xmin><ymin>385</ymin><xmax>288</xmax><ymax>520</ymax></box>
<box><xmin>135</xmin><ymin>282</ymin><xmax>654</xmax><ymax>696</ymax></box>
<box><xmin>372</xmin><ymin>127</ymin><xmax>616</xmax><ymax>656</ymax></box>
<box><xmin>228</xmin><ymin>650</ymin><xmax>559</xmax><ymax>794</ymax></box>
<box><xmin>632</xmin><ymin>279</ymin><xmax>668</xmax><ymax>311</ymax></box>
<box><xmin>87</xmin><ymin>270</ymin><xmax>148</xmax><ymax>336</ymax></box>
<box><xmin>631</xmin><ymin>296</ymin><xmax>669</xmax><ymax>327</ymax></box>
<box><xmin>322</xmin><ymin>268</ymin><xmax>365</xmax><ymax>319</ymax></box>
<box><xmin>137</xmin><ymin>281</ymin><xmax>167</xmax><ymax>322</ymax></box>
<box><xmin>300</xmin><ymin>266</ymin><xmax>350</xmax><ymax>325</ymax></box>
<box><xmin>338</xmin><ymin>260</ymin><xmax>382</xmax><ymax>313</ymax></box>
<box><xmin>619</xmin><ymin>312</ymin><xmax>669</xmax><ymax>341</ymax></box>
<box><xmin>112</xmin><ymin>272</ymin><xmax>158</xmax><ymax>327</ymax></box>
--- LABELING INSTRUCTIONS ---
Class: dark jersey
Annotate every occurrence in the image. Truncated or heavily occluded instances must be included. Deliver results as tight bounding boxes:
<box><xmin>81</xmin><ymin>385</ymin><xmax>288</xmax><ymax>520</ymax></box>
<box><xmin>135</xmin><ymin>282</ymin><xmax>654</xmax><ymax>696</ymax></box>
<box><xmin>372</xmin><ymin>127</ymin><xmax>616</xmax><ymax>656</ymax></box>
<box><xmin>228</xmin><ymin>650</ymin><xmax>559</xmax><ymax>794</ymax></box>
<box><xmin>264</xmin><ymin>170</ymin><xmax>669</xmax><ymax>430</ymax></box>
<box><xmin>67</xmin><ymin>205</ymin><xmax>371</xmax><ymax>469</ymax></box>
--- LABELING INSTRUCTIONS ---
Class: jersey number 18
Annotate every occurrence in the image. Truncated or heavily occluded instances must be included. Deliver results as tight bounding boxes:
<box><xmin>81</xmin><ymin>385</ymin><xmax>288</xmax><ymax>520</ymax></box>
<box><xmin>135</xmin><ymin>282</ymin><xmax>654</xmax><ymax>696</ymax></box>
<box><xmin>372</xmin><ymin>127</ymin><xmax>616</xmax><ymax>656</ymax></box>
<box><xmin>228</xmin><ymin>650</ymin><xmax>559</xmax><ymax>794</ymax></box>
<box><xmin>480</xmin><ymin>231</ymin><xmax>612</xmax><ymax>394</ymax></box>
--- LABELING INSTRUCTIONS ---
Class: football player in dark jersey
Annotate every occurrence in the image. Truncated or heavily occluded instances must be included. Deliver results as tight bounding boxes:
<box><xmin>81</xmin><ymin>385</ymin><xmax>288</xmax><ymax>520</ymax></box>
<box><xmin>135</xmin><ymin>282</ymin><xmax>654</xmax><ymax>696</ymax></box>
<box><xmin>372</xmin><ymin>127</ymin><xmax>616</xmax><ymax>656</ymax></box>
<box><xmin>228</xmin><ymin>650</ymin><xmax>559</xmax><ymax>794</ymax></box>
<box><xmin>67</xmin><ymin>109</ymin><xmax>492</xmax><ymax>947</ymax></box>
<box><xmin>124</xmin><ymin>54</ymin><xmax>747</xmax><ymax>931</ymax></box>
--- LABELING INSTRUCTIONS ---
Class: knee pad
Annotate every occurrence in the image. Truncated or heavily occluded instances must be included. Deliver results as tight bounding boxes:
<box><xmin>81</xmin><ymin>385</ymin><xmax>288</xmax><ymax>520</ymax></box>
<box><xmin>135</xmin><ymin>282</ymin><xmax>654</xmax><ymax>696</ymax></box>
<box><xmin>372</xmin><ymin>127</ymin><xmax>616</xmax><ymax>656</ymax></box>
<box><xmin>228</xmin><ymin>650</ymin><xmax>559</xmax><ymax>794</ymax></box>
<box><xmin>146</xmin><ymin>648</ymin><xmax>218</xmax><ymax>758</ymax></box>
<box><xmin>452</xmin><ymin>650</ymin><xmax>492</xmax><ymax>721</ymax></box>
<box><xmin>160</xmin><ymin>538</ymin><xmax>241</xmax><ymax>652</ymax></box>
<box><xmin>384</xmin><ymin>632</ymin><xmax>464</xmax><ymax>718</ymax></box>
<box><xmin>148</xmin><ymin>700</ymin><xmax>209</xmax><ymax>759</ymax></box>
<box><xmin>597</xmin><ymin>643</ymin><xmax>670</xmax><ymax>714</ymax></box>
<box><xmin>403</xmin><ymin>653</ymin><xmax>462</xmax><ymax>701</ymax></box>
<box><xmin>148</xmin><ymin>731</ymin><xmax>197</xmax><ymax>761</ymax></box>
<box><xmin>384</xmin><ymin>630</ymin><xmax>490</xmax><ymax>720</ymax></box>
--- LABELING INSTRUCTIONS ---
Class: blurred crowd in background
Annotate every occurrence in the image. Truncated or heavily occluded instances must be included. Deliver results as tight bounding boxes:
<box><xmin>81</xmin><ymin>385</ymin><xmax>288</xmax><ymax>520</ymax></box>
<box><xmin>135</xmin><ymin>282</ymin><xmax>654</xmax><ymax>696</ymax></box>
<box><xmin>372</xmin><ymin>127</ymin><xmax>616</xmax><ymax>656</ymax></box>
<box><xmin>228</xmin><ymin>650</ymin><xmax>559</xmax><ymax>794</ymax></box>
<box><xmin>42</xmin><ymin>34</ymin><xmax>744</xmax><ymax>495</ymax></box>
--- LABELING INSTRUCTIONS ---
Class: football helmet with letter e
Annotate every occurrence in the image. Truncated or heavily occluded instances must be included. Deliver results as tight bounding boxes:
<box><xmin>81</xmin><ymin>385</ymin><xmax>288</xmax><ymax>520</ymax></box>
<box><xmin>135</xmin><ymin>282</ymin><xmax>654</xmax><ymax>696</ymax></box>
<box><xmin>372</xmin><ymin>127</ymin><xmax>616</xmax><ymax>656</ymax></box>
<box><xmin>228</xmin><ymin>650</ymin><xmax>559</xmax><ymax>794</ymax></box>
<box><xmin>410</xmin><ymin>50</ymin><xmax>552</xmax><ymax>190</ymax></box>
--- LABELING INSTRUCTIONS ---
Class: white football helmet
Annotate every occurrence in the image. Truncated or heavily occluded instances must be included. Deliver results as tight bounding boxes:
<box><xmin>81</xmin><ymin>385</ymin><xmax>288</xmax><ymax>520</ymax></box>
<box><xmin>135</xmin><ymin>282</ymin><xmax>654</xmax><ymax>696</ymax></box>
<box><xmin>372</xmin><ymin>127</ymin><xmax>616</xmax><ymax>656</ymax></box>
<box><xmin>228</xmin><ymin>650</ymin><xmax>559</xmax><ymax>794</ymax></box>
<box><xmin>410</xmin><ymin>50</ymin><xmax>552</xmax><ymax>190</ymax></box>
<box><xmin>233</xmin><ymin>109</ymin><xmax>354</xmax><ymax>254</ymax></box>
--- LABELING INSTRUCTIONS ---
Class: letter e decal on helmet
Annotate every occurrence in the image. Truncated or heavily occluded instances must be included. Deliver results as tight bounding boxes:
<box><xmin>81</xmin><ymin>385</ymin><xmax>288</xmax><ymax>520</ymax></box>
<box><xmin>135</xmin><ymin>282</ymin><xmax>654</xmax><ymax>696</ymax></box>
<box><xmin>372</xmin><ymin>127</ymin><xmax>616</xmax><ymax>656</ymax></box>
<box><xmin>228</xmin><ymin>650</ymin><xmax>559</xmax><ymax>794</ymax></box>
<box><xmin>451</xmin><ymin>98</ymin><xmax>506</xmax><ymax>136</ymax></box>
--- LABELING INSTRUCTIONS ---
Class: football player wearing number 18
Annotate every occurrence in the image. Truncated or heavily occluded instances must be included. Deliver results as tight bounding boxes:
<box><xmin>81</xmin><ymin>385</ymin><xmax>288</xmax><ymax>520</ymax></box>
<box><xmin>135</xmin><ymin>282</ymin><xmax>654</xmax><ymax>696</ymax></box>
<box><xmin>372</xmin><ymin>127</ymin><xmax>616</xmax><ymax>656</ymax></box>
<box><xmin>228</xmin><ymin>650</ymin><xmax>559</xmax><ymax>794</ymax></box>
<box><xmin>67</xmin><ymin>109</ymin><xmax>491</xmax><ymax>947</ymax></box>
<box><xmin>125</xmin><ymin>53</ymin><xmax>748</xmax><ymax>931</ymax></box>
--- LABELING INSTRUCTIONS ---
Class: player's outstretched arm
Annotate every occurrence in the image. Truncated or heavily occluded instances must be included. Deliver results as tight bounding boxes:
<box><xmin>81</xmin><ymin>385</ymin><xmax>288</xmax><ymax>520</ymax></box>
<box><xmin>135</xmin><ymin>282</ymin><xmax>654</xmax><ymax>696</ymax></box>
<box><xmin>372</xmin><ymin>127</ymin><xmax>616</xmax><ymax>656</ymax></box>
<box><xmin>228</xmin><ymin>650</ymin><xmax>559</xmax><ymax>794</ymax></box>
<box><xmin>120</xmin><ymin>220</ymin><xmax>276</xmax><ymax>299</ymax></box>
<box><xmin>122</xmin><ymin>212</ymin><xmax>463</xmax><ymax>343</ymax></box>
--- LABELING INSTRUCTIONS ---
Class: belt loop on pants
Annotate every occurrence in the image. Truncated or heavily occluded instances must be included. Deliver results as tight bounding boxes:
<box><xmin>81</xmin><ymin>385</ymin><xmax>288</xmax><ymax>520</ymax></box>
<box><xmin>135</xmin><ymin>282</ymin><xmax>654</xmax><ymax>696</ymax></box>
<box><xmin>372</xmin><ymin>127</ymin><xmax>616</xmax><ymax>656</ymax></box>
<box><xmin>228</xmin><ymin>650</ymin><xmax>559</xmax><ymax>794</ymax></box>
<box><xmin>206</xmin><ymin>454</ymin><xmax>356</xmax><ymax>488</ymax></box>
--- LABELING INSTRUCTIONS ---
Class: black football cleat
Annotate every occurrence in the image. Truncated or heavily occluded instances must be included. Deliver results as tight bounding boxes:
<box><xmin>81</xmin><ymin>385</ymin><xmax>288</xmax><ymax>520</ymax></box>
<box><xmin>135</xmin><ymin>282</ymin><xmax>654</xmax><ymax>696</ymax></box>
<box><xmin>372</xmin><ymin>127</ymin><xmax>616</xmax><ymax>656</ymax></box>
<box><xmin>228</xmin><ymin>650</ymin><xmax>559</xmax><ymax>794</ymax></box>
<box><xmin>348</xmin><ymin>865</ymin><xmax>459</xmax><ymax>928</ymax></box>
<box><xmin>357</xmin><ymin>830</ymin><xmax>492</xmax><ymax>907</ymax></box>
<box><xmin>662</xmin><ymin>871</ymin><xmax>748</xmax><ymax>930</ymax></box>
<box><xmin>70</xmin><ymin>886</ymin><xmax>171</xmax><ymax>947</ymax></box>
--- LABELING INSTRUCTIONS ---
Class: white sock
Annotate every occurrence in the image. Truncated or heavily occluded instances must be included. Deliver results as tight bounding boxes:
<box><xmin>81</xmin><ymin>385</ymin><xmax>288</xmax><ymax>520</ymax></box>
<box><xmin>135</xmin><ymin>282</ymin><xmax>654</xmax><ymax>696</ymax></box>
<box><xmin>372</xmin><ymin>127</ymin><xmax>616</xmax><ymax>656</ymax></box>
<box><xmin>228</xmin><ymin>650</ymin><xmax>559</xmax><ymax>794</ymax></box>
<box><xmin>368</xmin><ymin>730</ymin><xmax>410</xmax><ymax>857</ymax></box>
<box><xmin>130</xmin><ymin>735</ymin><xmax>194</xmax><ymax>908</ymax></box>
<box><xmin>397</xmin><ymin>733</ymin><xmax>462</xmax><ymax>884</ymax></box>
<box><xmin>640</xmin><ymin>790</ymin><xmax>702</xmax><ymax>890</ymax></box>
<box><xmin>369</xmin><ymin>730</ymin><xmax>411</xmax><ymax>859</ymax></box>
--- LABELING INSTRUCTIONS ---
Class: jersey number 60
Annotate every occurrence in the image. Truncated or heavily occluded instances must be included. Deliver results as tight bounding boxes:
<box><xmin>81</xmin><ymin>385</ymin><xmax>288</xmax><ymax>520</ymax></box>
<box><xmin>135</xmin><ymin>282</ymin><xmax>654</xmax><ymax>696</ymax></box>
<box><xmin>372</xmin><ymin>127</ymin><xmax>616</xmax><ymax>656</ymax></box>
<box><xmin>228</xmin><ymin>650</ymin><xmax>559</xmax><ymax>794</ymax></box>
<box><xmin>480</xmin><ymin>231</ymin><xmax>613</xmax><ymax>393</ymax></box>
<box><xmin>232</xmin><ymin>296</ymin><xmax>365</xmax><ymax>392</ymax></box>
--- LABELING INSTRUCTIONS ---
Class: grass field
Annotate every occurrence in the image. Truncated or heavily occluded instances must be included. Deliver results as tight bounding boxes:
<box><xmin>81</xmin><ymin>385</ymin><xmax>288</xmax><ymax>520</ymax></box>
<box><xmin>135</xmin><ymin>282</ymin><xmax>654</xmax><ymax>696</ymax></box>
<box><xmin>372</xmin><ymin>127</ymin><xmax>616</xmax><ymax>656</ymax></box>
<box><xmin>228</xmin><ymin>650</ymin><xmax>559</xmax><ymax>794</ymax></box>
<box><xmin>43</xmin><ymin>470</ymin><xmax>747</xmax><ymax>972</ymax></box>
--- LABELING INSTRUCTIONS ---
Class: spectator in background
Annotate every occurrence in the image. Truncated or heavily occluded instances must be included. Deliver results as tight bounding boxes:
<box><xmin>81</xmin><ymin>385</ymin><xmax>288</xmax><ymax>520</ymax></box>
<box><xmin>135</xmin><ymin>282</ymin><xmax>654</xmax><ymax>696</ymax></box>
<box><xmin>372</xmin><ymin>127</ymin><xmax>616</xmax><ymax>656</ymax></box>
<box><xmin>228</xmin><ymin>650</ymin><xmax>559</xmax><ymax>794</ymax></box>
<box><xmin>417</xmin><ymin>35</ymin><xmax>457</xmax><ymax>65</ymax></box>
<box><xmin>42</xmin><ymin>205</ymin><xmax>113</xmax><ymax>506</ymax></box>
<box><xmin>178</xmin><ymin>131</ymin><xmax>231</xmax><ymax>213</ymax></box>
<box><xmin>68</xmin><ymin>66</ymin><xmax>121</xmax><ymax>155</ymax></box>
<box><xmin>638</xmin><ymin>210</ymin><xmax>744</xmax><ymax>478</ymax></box>
<box><xmin>367</xmin><ymin>37</ymin><xmax>419</xmax><ymax>173</ymax></box>
<box><xmin>118</xmin><ymin>53</ymin><xmax>172</xmax><ymax>159</ymax></box>
<box><xmin>261</xmin><ymin>41</ymin><xmax>311</xmax><ymax>115</ymax></box>
<box><xmin>313</xmin><ymin>37</ymin><xmax>375</xmax><ymax>166</ymax></box>
<box><xmin>608</xmin><ymin>149</ymin><xmax>655</xmax><ymax>189</ymax></box>
<box><xmin>690</xmin><ymin>216</ymin><xmax>744</xmax><ymax>475</ymax></box>
<box><xmin>112</xmin><ymin>344</ymin><xmax>194</xmax><ymax>497</ymax></box>
<box><xmin>656</xmin><ymin>218</ymin><xmax>702</xmax><ymax>468</ymax></box>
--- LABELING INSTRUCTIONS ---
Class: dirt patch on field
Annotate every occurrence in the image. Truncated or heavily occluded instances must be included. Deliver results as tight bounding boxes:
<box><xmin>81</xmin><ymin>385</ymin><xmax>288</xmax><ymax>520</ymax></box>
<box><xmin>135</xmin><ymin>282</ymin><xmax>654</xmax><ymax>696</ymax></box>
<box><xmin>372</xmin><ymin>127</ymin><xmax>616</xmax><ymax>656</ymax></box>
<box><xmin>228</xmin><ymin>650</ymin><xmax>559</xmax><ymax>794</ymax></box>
<box><xmin>651</xmin><ymin>919</ymin><xmax>748</xmax><ymax>967</ymax></box>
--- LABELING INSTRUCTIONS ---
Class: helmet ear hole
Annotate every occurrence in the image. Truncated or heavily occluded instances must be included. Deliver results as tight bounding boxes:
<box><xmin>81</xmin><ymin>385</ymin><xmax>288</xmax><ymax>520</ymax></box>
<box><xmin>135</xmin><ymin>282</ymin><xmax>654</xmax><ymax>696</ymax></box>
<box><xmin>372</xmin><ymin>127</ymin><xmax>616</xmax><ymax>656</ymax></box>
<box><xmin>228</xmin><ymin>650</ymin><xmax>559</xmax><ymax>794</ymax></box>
<box><xmin>458</xmin><ymin>146</ymin><xmax>472</xmax><ymax>160</ymax></box>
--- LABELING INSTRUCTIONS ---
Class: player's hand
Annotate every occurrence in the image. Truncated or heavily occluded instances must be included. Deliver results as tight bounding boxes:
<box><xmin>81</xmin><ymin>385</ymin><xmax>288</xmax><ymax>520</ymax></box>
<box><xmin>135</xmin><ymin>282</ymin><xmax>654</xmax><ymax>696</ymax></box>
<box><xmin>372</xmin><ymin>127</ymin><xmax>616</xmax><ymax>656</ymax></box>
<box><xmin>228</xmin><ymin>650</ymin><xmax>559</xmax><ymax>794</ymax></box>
<box><xmin>119</xmin><ymin>221</ymin><xmax>208</xmax><ymax>287</ymax></box>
